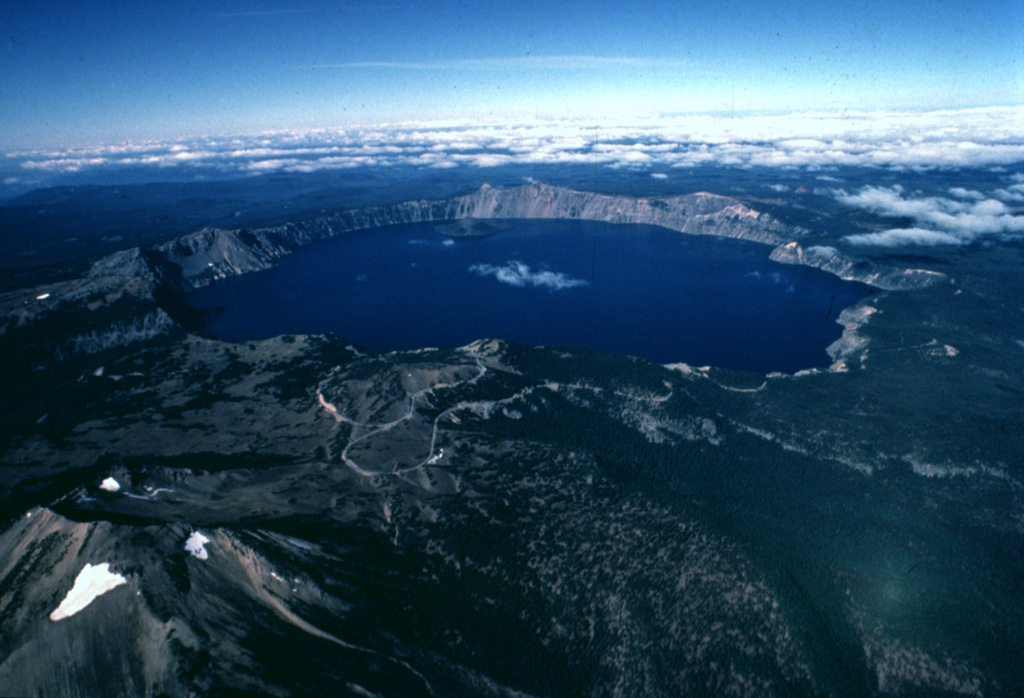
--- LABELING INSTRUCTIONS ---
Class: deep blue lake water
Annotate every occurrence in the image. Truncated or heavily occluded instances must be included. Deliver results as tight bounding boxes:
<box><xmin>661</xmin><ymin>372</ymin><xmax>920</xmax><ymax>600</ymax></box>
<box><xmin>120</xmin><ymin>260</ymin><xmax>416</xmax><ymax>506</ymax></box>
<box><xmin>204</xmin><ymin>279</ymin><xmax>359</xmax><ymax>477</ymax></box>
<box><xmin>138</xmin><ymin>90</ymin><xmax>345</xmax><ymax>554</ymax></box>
<box><xmin>188</xmin><ymin>220</ymin><xmax>870</xmax><ymax>374</ymax></box>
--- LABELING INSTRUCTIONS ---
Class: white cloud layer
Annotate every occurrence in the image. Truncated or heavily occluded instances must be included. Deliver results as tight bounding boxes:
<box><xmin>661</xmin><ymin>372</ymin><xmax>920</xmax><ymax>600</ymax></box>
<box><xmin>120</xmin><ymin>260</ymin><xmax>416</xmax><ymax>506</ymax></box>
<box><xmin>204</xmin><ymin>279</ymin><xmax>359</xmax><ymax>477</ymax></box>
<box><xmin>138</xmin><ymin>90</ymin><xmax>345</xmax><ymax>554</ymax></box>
<box><xmin>835</xmin><ymin>185</ymin><xmax>1024</xmax><ymax>247</ymax></box>
<box><xmin>842</xmin><ymin>227</ymin><xmax>968</xmax><ymax>247</ymax></box>
<box><xmin>8</xmin><ymin>106</ymin><xmax>1024</xmax><ymax>177</ymax></box>
<box><xmin>992</xmin><ymin>183</ymin><xmax>1024</xmax><ymax>203</ymax></box>
<box><xmin>469</xmin><ymin>261</ymin><xmax>588</xmax><ymax>291</ymax></box>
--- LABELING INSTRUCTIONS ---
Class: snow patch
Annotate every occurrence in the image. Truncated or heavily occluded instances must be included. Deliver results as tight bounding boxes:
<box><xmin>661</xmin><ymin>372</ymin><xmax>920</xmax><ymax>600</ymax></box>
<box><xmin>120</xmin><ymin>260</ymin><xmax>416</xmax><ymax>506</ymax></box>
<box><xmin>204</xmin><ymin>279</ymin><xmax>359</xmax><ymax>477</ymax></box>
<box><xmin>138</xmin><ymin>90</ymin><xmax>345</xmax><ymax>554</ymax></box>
<box><xmin>184</xmin><ymin>531</ymin><xmax>210</xmax><ymax>560</ymax></box>
<box><xmin>49</xmin><ymin>563</ymin><xmax>127</xmax><ymax>621</ymax></box>
<box><xmin>99</xmin><ymin>477</ymin><xmax>120</xmax><ymax>492</ymax></box>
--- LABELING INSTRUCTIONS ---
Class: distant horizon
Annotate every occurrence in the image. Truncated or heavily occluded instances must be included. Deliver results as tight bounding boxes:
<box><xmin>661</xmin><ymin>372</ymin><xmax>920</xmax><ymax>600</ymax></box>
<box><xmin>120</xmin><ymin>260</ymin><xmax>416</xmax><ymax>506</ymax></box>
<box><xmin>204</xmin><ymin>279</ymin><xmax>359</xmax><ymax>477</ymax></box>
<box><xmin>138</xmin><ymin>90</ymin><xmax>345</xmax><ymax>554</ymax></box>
<box><xmin>5</xmin><ymin>101</ymin><xmax>1024</xmax><ymax>154</ymax></box>
<box><xmin>3</xmin><ymin>92</ymin><xmax>1021</xmax><ymax>156</ymax></box>
<box><xmin>3</xmin><ymin>105</ymin><xmax>1022</xmax><ymax>196</ymax></box>
<box><xmin>2</xmin><ymin>1</ymin><xmax>1021</xmax><ymax>152</ymax></box>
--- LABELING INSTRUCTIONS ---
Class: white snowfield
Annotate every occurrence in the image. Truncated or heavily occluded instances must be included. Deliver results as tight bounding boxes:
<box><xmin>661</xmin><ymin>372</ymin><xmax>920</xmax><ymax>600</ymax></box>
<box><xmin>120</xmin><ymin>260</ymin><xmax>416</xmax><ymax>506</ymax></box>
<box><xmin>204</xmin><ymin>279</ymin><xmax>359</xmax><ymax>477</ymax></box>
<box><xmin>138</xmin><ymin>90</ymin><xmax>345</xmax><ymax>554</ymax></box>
<box><xmin>49</xmin><ymin>563</ymin><xmax>127</xmax><ymax>621</ymax></box>
<box><xmin>184</xmin><ymin>531</ymin><xmax>210</xmax><ymax>560</ymax></box>
<box><xmin>99</xmin><ymin>477</ymin><xmax>120</xmax><ymax>492</ymax></box>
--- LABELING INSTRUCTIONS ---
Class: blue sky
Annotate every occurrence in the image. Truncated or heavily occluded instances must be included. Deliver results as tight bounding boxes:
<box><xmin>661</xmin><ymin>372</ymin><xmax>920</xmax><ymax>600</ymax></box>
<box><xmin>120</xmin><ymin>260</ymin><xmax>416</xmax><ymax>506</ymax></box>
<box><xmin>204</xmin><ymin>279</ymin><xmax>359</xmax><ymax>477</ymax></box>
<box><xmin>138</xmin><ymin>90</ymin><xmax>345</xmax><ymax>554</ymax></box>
<box><xmin>2</xmin><ymin>0</ymin><xmax>1021</xmax><ymax>150</ymax></box>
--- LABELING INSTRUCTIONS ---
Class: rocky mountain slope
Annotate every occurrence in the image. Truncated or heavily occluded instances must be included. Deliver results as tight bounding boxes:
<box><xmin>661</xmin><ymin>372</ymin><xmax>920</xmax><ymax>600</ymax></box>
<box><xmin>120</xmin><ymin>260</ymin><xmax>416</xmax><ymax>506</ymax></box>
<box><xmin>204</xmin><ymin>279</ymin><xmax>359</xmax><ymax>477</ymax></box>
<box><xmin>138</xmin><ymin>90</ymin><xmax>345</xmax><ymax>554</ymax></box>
<box><xmin>1</xmin><ymin>179</ymin><xmax>1022</xmax><ymax>695</ymax></box>
<box><xmin>1</xmin><ymin>318</ymin><xmax>1021</xmax><ymax>696</ymax></box>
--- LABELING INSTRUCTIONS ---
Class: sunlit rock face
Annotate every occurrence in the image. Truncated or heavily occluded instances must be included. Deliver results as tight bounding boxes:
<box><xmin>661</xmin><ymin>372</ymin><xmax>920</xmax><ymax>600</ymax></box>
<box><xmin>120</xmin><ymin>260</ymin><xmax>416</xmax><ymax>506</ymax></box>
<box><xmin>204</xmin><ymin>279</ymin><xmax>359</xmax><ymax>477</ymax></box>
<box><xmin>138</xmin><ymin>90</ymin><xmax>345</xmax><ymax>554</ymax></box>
<box><xmin>769</xmin><ymin>240</ymin><xmax>946</xmax><ymax>290</ymax></box>
<box><xmin>157</xmin><ymin>182</ymin><xmax>801</xmax><ymax>289</ymax></box>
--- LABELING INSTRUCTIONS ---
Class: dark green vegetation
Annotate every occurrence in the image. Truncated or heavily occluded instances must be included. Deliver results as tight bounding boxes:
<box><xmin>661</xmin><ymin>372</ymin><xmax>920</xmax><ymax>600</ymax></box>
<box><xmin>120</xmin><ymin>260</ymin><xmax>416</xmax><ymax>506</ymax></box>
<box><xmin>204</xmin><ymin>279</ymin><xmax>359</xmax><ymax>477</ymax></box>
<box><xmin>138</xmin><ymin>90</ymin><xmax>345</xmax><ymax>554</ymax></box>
<box><xmin>1</xmin><ymin>173</ymin><xmax>1023</xmax><ymax>697</ymax></box>
<box><xmin>0</xmin><ymin>170</ymin><xmax>469</xmax><ymax>278</ymax></box>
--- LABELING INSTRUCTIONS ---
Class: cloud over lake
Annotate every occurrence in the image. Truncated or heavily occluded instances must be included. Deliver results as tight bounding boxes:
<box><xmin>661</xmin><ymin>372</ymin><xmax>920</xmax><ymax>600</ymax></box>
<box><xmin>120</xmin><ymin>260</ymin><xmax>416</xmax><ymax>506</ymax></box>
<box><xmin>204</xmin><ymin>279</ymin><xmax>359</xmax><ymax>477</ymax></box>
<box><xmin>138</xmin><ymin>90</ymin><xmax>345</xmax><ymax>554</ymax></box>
<box><xmin>833</xmin><ymin>184</ymin><xmax>1024</xmax><ymax>247</ymax></box>
<box><xmin>469</xmin><ymin>261</ymin><xmax>589</xmax><ymax>291</ymax></box>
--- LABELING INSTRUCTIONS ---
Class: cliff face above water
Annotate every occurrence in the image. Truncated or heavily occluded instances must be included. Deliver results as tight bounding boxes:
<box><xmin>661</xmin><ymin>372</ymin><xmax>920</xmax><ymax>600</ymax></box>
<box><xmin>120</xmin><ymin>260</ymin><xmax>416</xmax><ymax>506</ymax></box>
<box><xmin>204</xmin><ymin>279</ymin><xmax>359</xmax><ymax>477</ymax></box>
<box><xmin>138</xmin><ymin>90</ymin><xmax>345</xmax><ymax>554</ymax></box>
<box><xmin>0</xmin><ymin>182</ymin><xmax>942</xmax><ymax>357</ymax></box>
<box><xmin>768</xmin><ymin>241</ymin><xmax>947</xmax><ymax>290</ymax></box>
<box><xmin>156</xmin><ymin>182</ymin><xmax>799</xmax><ymax>289</ymax></box>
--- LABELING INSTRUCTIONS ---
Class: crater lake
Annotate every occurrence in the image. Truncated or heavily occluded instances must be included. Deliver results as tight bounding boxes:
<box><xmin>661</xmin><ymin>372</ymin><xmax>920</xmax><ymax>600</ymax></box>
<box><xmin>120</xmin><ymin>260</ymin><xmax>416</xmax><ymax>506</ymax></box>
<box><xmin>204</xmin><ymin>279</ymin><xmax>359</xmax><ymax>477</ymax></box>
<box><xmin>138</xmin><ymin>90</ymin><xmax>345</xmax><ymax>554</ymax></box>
<box><xmin>187</xmin><ymin>220</ymin><xmax>870</xmax><ymax>374</ymax></box>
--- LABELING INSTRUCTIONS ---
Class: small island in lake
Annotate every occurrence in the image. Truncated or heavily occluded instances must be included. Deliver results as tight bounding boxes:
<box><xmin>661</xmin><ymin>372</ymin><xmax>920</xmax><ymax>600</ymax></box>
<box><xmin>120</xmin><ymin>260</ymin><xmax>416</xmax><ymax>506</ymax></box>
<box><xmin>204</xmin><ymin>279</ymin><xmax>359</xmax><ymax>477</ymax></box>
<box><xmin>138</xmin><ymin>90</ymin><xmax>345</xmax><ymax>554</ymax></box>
<box><xmin>435</xmin><ymin>217</ymin><xmax>511</xmax><ymax>237</ymax></box>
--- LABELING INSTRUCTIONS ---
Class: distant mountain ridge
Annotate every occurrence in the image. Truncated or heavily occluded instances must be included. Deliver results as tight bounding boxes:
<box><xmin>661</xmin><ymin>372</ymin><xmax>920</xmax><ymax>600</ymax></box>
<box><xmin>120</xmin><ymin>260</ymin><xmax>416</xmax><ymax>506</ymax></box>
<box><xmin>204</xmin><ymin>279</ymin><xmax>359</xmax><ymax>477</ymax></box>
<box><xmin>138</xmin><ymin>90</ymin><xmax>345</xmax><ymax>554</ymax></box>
<box><xmin>150</xmin><ymin>182</ymin><xmax>797</xmax><ymax>288</ymax></box>
<box><xmin>1</xmin><ymin>182</ymin><xmax>942</xmax><ymax>357</ymax></box>
<box><xmin>73</xmin><ymin>181</ymin><xmax>939</xmax><ymax>293</ymax></box>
